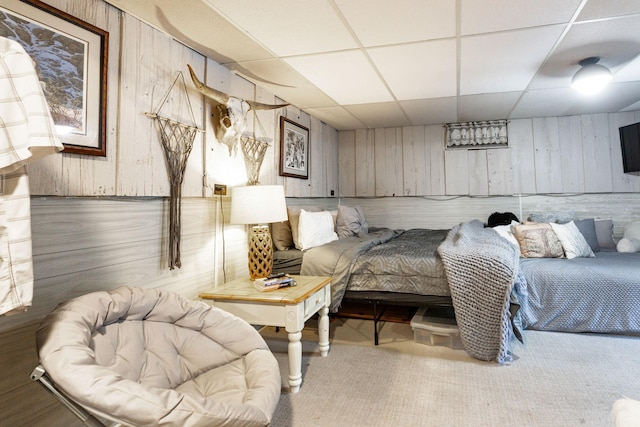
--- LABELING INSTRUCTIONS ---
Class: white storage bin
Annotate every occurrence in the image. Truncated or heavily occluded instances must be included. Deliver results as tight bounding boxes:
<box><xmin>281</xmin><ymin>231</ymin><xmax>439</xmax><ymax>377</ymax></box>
<box><xmin>410</xmin><ymin>307</ymin><xmax>463</xmax><ymax>349</ymax></box>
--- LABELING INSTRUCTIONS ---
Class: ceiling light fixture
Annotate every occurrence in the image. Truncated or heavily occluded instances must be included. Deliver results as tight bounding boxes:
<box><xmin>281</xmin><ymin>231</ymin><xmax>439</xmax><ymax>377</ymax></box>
<box><xmin>571</xmin><ymin>57</ymin><xmax>612</xmax><ymax>95</ymax></box>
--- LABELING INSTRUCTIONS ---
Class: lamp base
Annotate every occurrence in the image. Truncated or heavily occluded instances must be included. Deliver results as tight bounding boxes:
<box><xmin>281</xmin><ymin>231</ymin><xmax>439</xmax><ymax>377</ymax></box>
<box><xmin>248</xmin><ymin>225</ymin><xmax>273</xmax><ymax>280</ymax></box>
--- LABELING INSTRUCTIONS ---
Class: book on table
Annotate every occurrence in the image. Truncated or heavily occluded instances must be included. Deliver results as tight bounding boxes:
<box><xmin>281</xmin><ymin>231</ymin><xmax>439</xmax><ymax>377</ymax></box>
<box><xmin>254</xmin><ymin>275</ymin><xmax>296</xmax><ymax>291</ymax></box>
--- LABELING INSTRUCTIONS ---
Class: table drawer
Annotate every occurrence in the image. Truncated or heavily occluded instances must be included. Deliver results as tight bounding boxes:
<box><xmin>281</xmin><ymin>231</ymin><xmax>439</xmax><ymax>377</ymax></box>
<box><xmin>304</xmin><ymin>287</ymin><xmax>326</xmax><ymax>317</ymax></box>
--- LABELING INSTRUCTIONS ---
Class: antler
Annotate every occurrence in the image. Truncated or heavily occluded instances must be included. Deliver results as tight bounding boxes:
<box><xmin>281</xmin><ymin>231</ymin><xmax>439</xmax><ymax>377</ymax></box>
<box><xmin>187</xmin><ymin>64</ymin><xmax>289</xmax><ymax>110</ymax></box>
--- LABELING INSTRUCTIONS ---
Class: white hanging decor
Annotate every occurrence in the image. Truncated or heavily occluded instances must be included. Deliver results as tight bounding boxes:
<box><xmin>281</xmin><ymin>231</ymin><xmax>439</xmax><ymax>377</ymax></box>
<box><xmin>445</xmin><ymin>120</ymin><xmax>508</xmax><ymax>148</ymax></box>
<box><xmin>145</xmin><ymin>71</ymin><xmax>203</xmax><ymax>270</ymax></box>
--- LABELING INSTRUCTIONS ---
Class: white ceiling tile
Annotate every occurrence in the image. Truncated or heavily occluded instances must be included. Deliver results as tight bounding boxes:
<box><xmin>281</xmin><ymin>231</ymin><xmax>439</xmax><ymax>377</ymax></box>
<box><xmin>368</xmin><ymin>39</ymin><xmax>457</xmax><ymax>100</ymax></box>
<box><xmin>344</xmin><ymin>102</ymin><xmax>411</xmax><ymax>128</ymax></box>
<box><xmin>284</xmin><ymin>51</ymin><xmax>394</xmax><ymax>105</ymax></box>
<box><xmin>203</xmin><ymin>0</ymin><xmax>357</xmax><ymax>56</ymax></box>
<box><xmin>510</xmin><ymin>88</ymin><xmax>579</xmax><ymax>118</ymax></box>
<box><xmin>615</xmin><ymin>55</ymin><xmax>640</xmax><ymax>83</ymax></box>
<box><xmin>460</xmin><ymin>25</ymin><xmax>566</xmax><ymax>95</ymax></box>
<box><xmin>304</xmin><ymin>107</ymin><xmax>367</xmax><ymax>130</ymax></box>
<box><xmin>578</xmin><ymin>0</ymin><xmax>640</xmax><ymax>21</ymax></box>
<box><xmin>336</xmin><ymin>0</ymin><xmax>455</xmax><ymax>47</ymax></box>
<box><xmin>458</xmin><ymin>92</ymin><xmax>522</xmax><ymax>121</ymax></box>
<box><xmin>401</xmin><ymin>97</ymin><xmax>458</xmax><ymax>126</ymax></box>
<box><xmin>461</xmin><ymin>0</ymin><xmax>582</xmax><ymax>35</ymax></box>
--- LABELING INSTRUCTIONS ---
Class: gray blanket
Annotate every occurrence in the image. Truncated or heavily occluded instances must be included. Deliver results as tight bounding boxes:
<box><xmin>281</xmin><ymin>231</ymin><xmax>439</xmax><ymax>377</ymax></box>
<box><xmin>437</xmin><ymin>220</ymin><xmax>523</xmax><ymax>364</ymax></box>
<box><xmin>301</xmin><ymin>228</ymin><xmax>401</xmax><ymax>311</ymax></box>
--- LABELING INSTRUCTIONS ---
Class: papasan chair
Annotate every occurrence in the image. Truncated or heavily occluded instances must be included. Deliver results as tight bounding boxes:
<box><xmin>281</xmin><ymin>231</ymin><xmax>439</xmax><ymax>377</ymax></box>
<box><xmin>31</xmin><ymin>286</ymin><xmax>281</xmax><ymax>427</ymax></box>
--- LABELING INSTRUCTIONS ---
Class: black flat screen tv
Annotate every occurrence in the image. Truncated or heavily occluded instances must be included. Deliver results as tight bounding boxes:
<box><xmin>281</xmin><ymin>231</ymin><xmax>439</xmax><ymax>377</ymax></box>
<box><xmin>619</xmin><ymin>121</ymin><xmax>640</xmax><ymax>173</ymax></box>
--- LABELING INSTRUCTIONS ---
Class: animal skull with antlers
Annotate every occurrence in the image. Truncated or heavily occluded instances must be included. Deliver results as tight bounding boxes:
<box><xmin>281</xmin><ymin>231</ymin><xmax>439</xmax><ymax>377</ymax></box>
<box><xmin>187</xmin><ymin>64</ymin><xmax>289</xmax><ymax>155</ymax></box>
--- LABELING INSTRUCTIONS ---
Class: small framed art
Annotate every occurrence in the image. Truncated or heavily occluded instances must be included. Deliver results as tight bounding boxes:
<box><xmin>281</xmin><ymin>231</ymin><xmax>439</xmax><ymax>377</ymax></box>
<box><xmin>279</xmin><ymin>117</ymin><xmax>309</xmax><ymax>179</ymax></box>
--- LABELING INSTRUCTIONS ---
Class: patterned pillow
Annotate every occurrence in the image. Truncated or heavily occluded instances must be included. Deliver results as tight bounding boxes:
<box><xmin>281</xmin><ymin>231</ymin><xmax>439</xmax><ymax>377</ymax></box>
<box><xmin>511</xmin><ymin>223</ymin><xmax>564</xmax><ymax>258</ymax></box>
<box><xmin>550</xmin><ymin>221</ymin><xmax>595</xmax><ymax>259</ymax></box>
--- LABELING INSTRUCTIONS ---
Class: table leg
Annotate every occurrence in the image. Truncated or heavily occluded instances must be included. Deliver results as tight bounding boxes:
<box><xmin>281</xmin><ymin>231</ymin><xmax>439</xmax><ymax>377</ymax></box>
<box><xmin>288</xmin><ymin>330</ymin><xmax>302</xmax><ymax>393</ymax></box>
<box><xmin>318</xmin><ymin>305</ymin><xmax>330</xmax><ymax>357</ymax></box>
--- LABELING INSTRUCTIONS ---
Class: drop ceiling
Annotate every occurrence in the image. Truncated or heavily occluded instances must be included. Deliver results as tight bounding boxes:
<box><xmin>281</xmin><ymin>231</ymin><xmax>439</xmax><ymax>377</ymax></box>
<box><xmin>103</xmin><ymin>0</ymin><xmax>640</xmax><ymax>130</ymax></box>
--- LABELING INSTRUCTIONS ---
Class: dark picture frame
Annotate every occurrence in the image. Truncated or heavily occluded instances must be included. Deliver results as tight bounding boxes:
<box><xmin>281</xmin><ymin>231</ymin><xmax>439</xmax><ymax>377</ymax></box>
<box><xmin>1</xmin><ymin>0</ymin><xmax>108</xmax><ymax>156</ymax></box>
<box><xmin>279</xmin><ymin>117</ymin><xmax>309</xmax><ymax>179</ymax></box>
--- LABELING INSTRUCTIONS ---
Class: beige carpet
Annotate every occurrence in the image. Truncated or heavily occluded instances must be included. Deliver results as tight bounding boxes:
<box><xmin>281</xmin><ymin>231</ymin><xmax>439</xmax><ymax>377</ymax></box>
<box><xmin>261</xmin><ymin>317</ymin><xmax>640</xmax><ymax>427</ymax></box>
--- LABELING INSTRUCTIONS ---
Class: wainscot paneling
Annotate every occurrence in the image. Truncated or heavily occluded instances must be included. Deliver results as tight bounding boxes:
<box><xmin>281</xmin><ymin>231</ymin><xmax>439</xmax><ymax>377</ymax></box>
<box><xmin>0</xmin><ymin>197</ymin><xmax>217</xmax><ymax>333</ymax></box>
<box><xmin>339</xmin><ymin>193</ymin><xmax>640</xmax><ymax>239</ymax></box>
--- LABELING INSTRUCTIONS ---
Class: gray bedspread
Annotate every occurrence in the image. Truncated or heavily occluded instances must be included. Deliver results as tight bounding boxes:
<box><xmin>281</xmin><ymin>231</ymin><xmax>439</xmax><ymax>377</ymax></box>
<box><xmin>520</xmin><ymin>251</ymin><xmax>640</xmax><ymax>334</ymax></box>
<box><xmin>301</xmin><ymin>228</ymin><xmax>401</xmax><ymax>311</ymax></box>
<box><xmin>347</xmin><ymin>228</ymin><xmax>450</xmax><ymax>296</ymax></box>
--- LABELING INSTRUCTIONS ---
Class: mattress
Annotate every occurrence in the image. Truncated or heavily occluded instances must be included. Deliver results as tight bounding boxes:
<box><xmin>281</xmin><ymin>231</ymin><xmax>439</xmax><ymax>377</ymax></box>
<box><xmin>519</xmin><ymin>250</ymin><xmax>640</xmax><ymax>334</ymax></box>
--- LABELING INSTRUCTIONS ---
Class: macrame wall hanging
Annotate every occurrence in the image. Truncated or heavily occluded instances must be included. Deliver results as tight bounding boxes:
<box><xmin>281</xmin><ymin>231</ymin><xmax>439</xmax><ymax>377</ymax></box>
<box><xmin>146</xmin><ymin>71</ymin><xmax>202</xmax><ymax>270</ymax></box>
<box><xmin>240</xmin><ymin>113</ymin><xmax>272</xmax><ymax>185</ymax></box>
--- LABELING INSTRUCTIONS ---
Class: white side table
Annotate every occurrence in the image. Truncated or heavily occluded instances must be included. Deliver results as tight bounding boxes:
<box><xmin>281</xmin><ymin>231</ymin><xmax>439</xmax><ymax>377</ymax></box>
<box><xmin>199</xmin><ymin>275</ymin><xmax>331</xmax><ymax>393</ymax></box>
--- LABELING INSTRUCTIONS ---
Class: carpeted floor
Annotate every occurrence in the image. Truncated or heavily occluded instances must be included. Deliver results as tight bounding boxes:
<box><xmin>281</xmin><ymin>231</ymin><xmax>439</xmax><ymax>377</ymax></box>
<box><xmin>261</xmin><ymin>317</ymin><xmax>640</xmax><ymax>427</ymax></box>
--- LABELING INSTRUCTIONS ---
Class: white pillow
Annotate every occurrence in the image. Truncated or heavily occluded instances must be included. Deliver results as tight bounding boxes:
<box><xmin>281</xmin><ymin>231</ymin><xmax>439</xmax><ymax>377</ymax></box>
<box><xmin>617</xmin><ymin>237</ymin><xmax>640</xmax><ymax>253</ymax></box>
<box><xmin>297</xmin><ymin>209</ymin><xmax>338</xmax><ymax>251</ymax></box>
<box><xmin>617</xmin><ymin>221</ymin><xmax>640</xmax><ymax>253</ymax></box>
<box><xmin>492</xmin><ymin>221</ymin><xmax>519</xmax><ymax>247</ymax></box>
<box><xmin>549</xmin><ymin>221</ymin><xmax>595</xmax><ymax>259</ymax></box>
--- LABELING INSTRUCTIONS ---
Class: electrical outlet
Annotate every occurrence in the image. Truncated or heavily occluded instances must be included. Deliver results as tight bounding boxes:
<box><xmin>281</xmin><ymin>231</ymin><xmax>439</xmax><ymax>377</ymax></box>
<box><xmin>214</xmin><ymin>184</ymin><xmax>227</xmax><ymax>195</ymax></box>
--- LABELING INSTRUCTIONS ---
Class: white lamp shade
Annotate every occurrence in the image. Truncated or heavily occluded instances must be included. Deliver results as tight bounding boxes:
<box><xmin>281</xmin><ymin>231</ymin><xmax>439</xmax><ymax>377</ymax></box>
<box><xmin>230</xmin><ymin>185</ymin><xmax>288</xmax><ymax>225</ymax></box>
<box><xmin>571</xmin><ymin>60</ymin><xmax>612</xmax><ymax>95</ymax></box>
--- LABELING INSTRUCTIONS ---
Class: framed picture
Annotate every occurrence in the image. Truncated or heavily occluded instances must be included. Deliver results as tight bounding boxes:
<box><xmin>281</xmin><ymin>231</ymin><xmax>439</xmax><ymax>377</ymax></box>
<box><xmin>279</xmin><ymin>117</ymin><xmax>309</xmax><ymax>179</ymax></box>
<box><xmin>0</xmin><ymin>0</ymin><xmax>108</xmax><ymax>156</ymax></box>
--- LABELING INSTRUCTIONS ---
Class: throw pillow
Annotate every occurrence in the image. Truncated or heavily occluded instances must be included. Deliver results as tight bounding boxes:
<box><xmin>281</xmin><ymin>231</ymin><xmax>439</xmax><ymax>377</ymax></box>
<box><xmin>492</xmin><ymin>221</ymin><xmax>520</xmax><ymax>248</ymax></box>
<box><xmin>288</xmin><ymin>206</ymin><xmax>321</xmax><ymax>250</ymax></box>
<box><xmin>512</xmin><ymin>222</ymin><xmax>564</xmax><ymax>258</ymax></box>
<box><xmin>549</xmin><ymin>221</ymin><xmax>595</xmax><ymax>259</ymax></box>
<box><xmin>336</xmin><ymin>205</ymin><xmax>369</xmax><ymax>238</ymax></box>
<box><xmin>574</xmin><ymin>218</ymin><xmax>600</xmax><ymax>252</ymax></box>
<box><xmin>528</xmin><ymin>211</ymin><xmax>577</xmax><ymax>224</ymax></box>
<box><xmin>594</xmin><ymin>219</ymin><xmax>617</xmax><ymax>250</ymax></box>
<box><xmin>271</xmin><ymin>221</ymin><xmax>293</xmax><ymax>251</ymax></box>
<box><xmin>297</xmin><ymin>209</ymin><xmax>338</xmax><ymax>251</ymax></box>
<box><xmin>616</xmin><ymin>221</ymin><xmax>640</xmax><ymax>253</ymax></box>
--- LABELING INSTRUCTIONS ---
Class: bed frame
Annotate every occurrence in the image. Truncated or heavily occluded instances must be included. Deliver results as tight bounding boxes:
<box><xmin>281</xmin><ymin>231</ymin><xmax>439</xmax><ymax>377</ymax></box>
<box><xmin>341</xmin><ymin>291</ymin><xmax>453</xmax><ymax>345</ymax></box>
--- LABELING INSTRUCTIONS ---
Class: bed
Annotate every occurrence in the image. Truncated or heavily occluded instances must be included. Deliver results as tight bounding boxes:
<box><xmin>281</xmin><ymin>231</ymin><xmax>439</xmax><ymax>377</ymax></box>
<box><xmin>519</xmin><ymin>251</ymin><xmax>640</xmax><ymax>334</ymax></box>
<box><xmin>272</xmin><ymin>205</ymin><xmax>640</xmax><ymax>362</ymax></box>
<box><xmin>273</xmin><ymin>227</ymin><xmax>453</xmax><ymax>345</ymax></box>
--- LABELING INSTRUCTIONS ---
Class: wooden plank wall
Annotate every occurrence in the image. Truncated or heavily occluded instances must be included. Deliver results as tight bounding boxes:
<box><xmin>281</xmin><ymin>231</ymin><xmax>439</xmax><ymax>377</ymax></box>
<box><xmin>338</xmin><ymin>111</ymin><xmax>640</xmax><ymax>197</ymax></box>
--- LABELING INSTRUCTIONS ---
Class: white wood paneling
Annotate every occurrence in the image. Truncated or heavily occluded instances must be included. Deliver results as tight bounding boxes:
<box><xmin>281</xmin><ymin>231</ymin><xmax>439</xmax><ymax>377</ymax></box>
<box><xmin>338</xmin><ymin>111</ymin><xmax>640</xmax><ymax>198</ymax></box>
<box><xmin>338</xmin><ymin>131</ymin><xmax>356</xmax><ymax>197</ymax></box>
<box><xmin>487</xmin><ymin>148</ymin><xmax>513</xmax><ymax>195</ymax></box>
<box><xmin>508</xmin><ymin>119</ymin><xmax>537</xmax><ymax>194</ymax></box>
<box><xmin>468</xmin><ymin>149</ymin><xmax>489</xmax><ymax>196</ymax></box>
<box><xmin>402</xmin><ymin>126</ymin><xmax>427</xmax><ymax>196</ymax></box>
<box><xmin>444</xmin><ymin>149</ymin><xmax>469</xmax><ymax>195</ymax></box>
<box><xmin>582</xmin><ymin>113</ymin><xmax>613</xmax><ymax>193</ymax></box>
<box><xmin>558</xmin><ymin>115</ymin><xmax>585</xmax><ymax>193</ymax></box>
<box><xmin>355</xmin><ymin>129</ymin><xmax>375</xmax><ymax>197</ymax></box>
<box><xmin>426</xmin><ymin>124</ymin><xmax>446</xmax><ymax>195</ymax></box>
<box><xmin>324</xmin><ymin>125</ymin><xmax>339</xmax><ymax>197</ymax></box>
<box><xmin>532</xmin><ymin>117</ymin><xmax>563</xmax><ymax>193</ymax></box>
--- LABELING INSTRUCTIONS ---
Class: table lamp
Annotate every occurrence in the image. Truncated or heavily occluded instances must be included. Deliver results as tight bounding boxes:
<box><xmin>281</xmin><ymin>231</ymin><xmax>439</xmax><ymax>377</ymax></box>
<box><xmin>230</xmin><ymin>185</ymin><xmax>288</xmax><ymax>280</ymax></box>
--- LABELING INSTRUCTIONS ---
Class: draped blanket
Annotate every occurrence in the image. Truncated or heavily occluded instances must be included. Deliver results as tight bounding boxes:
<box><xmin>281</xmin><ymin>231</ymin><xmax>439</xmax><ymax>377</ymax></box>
<box><xmin>437</xmin><ymin>220</ymin><xmax>524</xmax><ymax>364</ymax></box>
